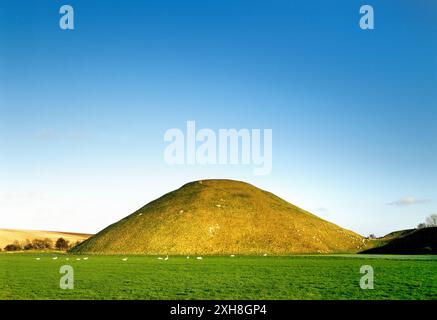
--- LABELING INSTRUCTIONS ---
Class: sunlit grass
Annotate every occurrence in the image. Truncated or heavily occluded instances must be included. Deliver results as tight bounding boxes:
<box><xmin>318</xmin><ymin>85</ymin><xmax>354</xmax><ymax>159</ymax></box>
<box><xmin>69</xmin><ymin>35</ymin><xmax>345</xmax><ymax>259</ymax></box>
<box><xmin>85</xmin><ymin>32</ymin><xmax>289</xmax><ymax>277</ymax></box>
<box><xmin>1</xmin><ymin>253</ymin><xmax>435</xmax><ymax>300</ymax></box>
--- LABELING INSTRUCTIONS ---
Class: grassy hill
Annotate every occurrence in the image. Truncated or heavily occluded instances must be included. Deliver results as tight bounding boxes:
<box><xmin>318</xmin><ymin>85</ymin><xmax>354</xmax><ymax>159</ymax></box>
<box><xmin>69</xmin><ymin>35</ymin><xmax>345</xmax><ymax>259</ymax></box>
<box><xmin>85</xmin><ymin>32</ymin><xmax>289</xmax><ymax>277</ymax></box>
<box><xmin>361</xmin><ymin>227</ymin><xmax>437</xmax><ymax>254</ymax></box>
<box><xmin>0</xmin><ymin>229</ymin><xmax>91</xmax><ymax>249</ymax></box>
<box><xmin>380</xmin><ymin>229</ymin><xmax>415</xmax><ymax>240</ymax></box>
<box><xmin>71</xmin><ymin>179</ymin><xmax>365</xmax><ymax>255</ymax></box>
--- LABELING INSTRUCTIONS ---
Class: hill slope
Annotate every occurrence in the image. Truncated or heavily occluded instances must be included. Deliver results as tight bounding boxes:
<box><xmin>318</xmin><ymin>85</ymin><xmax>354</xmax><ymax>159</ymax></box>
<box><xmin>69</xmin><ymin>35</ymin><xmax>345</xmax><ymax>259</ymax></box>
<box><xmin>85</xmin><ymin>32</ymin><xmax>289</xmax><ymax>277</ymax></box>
<box><xmin>0</xmin><ymin>229</ymin><xmax>91</xmax><ymax>249</ymax></box>
<box><xmin>72</xmin><ymin>179</ymin><xmax>364</xmax><ymax>255</ymax></box>
<box><xmin>361</xmin><ymin>227</ymin><xmax>437</xmax><ymax>254</ymax></box>
<box><xmin>380</xmin><ymin>229</ymin><xmax>415</xmax><ymax>240</ymax></box>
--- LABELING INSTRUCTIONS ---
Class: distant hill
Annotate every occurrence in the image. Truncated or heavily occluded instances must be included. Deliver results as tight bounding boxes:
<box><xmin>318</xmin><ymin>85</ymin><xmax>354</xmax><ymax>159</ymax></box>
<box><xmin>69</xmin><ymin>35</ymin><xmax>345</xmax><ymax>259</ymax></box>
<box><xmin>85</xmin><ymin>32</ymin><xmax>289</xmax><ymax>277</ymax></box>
<box><xmin>72</xmin><ymin>179</ymin><xmax>365</xmax><ymax>255</ymax></box>
<box><xmin>380</xmin><ymin>229</ymin><xmax>415</xmax><ymax>240</ymax></box>
<box><xmin>361</xmin><ymin>227</ymin><xmax>437</xmax><ymax>254</ymax></box>
<box><xmin>0</xmin><ymin>229</ymin><xmax>91</xmax><ymax>249</ymax></box>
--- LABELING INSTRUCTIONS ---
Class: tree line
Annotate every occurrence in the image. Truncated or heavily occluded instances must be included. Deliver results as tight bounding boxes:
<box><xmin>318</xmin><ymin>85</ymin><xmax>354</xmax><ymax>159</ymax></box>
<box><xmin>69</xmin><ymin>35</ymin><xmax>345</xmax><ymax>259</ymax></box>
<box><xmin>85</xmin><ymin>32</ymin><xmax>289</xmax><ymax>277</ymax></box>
<box><xmin>1</xmin><ymin>237</ymin><xmax>81</xmax><ymax>252</ymax></box>
<box><xmin>417</xmin><ymin>214</ymin><xmax>437</xmax><ymax>229</ymax></box>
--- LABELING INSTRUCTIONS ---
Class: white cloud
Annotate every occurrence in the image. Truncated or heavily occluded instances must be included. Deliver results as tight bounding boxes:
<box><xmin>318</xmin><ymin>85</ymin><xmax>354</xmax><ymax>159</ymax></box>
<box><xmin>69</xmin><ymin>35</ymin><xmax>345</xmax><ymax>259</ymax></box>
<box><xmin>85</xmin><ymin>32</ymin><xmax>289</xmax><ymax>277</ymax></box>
<box><xmin>388</xmin><ymin>196</ymin><xmax>429</xmax><ymax>206</ymax></box>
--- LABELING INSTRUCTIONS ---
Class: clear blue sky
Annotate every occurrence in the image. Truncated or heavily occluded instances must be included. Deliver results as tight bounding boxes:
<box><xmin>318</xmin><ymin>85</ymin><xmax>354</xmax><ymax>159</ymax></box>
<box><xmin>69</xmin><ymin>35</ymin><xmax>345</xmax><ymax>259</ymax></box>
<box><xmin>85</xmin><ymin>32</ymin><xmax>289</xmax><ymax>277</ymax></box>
<box><xmin>1</xmin><ymin>0</ymin><xmax>436</xmax><ymax>236</ymax></box>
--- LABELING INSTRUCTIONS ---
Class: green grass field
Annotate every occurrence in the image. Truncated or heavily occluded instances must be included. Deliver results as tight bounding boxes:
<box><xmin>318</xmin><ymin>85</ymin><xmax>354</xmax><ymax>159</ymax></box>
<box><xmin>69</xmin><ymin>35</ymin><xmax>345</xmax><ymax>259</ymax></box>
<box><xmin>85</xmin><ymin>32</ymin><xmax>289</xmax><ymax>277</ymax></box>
<box><xmin>0</xmin><ymin>253</ymin><xmax>436</xmax><ymax>300</ymax></box>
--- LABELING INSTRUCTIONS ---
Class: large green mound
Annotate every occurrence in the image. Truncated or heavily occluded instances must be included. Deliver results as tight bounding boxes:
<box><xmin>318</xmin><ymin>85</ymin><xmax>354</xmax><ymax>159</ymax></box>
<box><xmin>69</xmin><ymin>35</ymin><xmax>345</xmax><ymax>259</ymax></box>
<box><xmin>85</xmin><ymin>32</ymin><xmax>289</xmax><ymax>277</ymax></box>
<box><xmin>71</xmin><ymin>179</ymin><xmax>365</xmax><ymax>255</ymax></box>
<box><xmin>361</xmin><ymin>227</ymin><xmax>437</xmax><ymax>254</ymax></box>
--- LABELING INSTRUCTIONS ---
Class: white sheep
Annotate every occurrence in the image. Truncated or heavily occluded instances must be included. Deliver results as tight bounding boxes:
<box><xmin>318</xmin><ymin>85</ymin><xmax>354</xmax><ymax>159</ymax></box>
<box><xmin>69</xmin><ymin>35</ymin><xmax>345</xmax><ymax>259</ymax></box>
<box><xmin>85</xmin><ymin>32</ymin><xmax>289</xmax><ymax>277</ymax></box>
<box><xmin>196</xmin><ymin>256</ymin><xmax>203</xmax><ymax>260</ymax></box>
<box><xmin>122</xmin><ymin>258</ymin><xmax>128</xmax><ymax>261</ymax></box>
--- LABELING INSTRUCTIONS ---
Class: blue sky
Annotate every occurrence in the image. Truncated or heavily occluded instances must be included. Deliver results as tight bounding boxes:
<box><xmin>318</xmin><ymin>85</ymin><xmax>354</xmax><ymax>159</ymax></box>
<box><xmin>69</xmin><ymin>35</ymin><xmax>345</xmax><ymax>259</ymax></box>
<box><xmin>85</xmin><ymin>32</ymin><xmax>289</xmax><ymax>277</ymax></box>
<box><xmin>0</xmin><ymin>0</ymin><xmax>436</xmax><ymax>236</ymax></box>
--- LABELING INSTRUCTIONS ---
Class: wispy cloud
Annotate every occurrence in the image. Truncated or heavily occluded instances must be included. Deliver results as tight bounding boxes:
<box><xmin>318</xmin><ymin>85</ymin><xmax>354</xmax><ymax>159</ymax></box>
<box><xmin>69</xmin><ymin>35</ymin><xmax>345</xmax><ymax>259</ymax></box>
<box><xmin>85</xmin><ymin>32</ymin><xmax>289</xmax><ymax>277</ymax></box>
<box><xmin>35</xmin><ymin>129</ymin><xmax>88</xmax><ymax>141</ymax></box>
<box><xmin>315</xmin><ymin>207</ymin><xmax>330</xmax><ymax>217</ymax></box>
<box><xmin>388</xmin><ymin>196</ymin><xmax>429</xmax><ymax>206</ymax></box>
<box><xmin>35</xmin><ymin>129</ymin><xmax>59</xmax><ymax>140</ymax></box>
<box><xmin>0</xmin><ymin>191</ymin><xmax>40</xmax><ymax>201</ymax></box>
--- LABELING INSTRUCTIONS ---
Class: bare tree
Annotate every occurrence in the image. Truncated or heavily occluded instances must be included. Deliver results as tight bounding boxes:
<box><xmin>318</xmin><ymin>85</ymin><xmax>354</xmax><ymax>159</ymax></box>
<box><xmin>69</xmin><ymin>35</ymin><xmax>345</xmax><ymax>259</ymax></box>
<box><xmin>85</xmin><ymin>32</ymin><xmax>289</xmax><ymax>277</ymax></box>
<box><xmin>417</xmin><ymin>223</ymin><xmax>427</xmax><ymax>229</ymax></box>
<box><xmin>425</xmin><ymin>214</ymin><xmax>437</xmax><ymax>227</ymax></box>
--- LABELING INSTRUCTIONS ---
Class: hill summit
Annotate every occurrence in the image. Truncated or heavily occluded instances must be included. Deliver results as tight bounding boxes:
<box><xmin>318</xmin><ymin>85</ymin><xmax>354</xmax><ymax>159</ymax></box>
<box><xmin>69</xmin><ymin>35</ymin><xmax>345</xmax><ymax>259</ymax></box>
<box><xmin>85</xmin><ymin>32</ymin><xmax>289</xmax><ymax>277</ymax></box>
<box><xmin>72</xmin><ymin>179</ymin><xmax>364</xmax><ymax>255</ymax></box>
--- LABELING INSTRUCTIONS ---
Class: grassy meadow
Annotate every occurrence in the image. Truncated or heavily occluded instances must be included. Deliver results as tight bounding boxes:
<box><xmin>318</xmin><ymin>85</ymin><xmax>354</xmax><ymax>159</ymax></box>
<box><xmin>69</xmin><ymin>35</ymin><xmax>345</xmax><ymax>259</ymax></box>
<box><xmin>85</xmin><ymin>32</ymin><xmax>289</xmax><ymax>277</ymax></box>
<box><xmin>0</xmin><ymin>253</ymin><xmax>436</xmax><ymax>300</ymax></box>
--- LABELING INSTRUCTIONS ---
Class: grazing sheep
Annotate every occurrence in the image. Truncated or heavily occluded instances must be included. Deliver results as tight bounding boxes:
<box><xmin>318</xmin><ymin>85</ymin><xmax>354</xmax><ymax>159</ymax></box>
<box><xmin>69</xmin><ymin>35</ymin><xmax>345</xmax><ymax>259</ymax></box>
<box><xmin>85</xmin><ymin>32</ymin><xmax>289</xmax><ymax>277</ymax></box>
<box><xmin>157</xmin><ymin>257</ymin><xmax>163</xmax><ymax>260</ymax></box>
<box><xmin>52</xmin><ymin>257</ymin><xmax>58</xmax><ymax>260</ymax></box>
<box><xmin>196</xmin><ymin>257</ymin><xmax>203</xmax><ymax>260</ymax></box>
<box><xmin>36</xmin><ymin>258</ymin><xmax>40</xmax><ymax>260</ymax></box>
<box><xmin>230</xmin><ymin>255</ymin><xmax>235</xmax><ymax>257</ymax></box>
<box><xmin>263</xmin><ymin>253</ymin><xmax>268</xmax><ymax>256</ymax></box>
<box><xmin>122</xmin><ymin>258</ymin><xmax>128</xmax><ymax>261</ymax></box>
<box><xmin>186</xmin><ymin>256</ymin><xmax>190</xmax><ymax>259</ymax></box>
<box><xmin>164</xmin><ymin>255</ymin><xmax>169</xmax><ymax>261</ymax></box>
<box><xmin>76</xmin><ymin>258</ymin><xmax>81</xmax><ymax>261</ymax></box>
